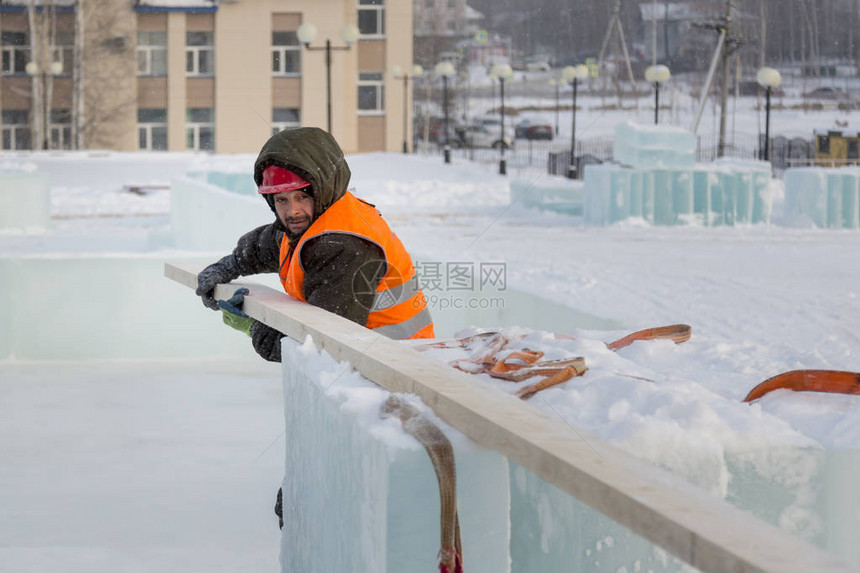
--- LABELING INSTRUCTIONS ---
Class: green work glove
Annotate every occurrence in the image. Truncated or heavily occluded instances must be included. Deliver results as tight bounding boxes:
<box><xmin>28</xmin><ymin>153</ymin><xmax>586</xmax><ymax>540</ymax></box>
<box><xmin>218</xmin><ymin>288</ymin><xmax>254</xmax><ymax>337</ymax></box>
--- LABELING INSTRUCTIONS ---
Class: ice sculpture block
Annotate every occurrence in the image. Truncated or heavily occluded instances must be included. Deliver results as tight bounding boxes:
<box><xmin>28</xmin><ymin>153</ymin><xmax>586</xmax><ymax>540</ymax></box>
<box><xmin>614</xmin><ymin>121</ymin><xmax>695</xmax><ymax>169</ymax></box>
<box><xmin>279</xmin><ymin>337</ymin><xmax>511</xmax><ymax>573</ymax></box>
<box><xmin>784</xmin><ymin>167</ymin><xmax>860</xmax><ymax>228</ymax></box>
<box><xmin>583</xmin><ymin>152</ymin><xmax>772</xmax><ymax>226</ymax></box>
<box><xmin>513</xmin><ymin>175</ymin><xmax>583</xmax><ymax>215</ymax></box>
<box><xmin>0</xmin><ymin>169</ymin><xmax>50</xmax><ymax>232</ymax></box>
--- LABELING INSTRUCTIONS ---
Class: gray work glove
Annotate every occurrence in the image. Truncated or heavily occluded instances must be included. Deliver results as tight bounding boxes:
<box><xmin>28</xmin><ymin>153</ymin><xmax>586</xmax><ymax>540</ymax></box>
<box><xmin>196</xmin><ymin>254</ymin><xmax>240</xmax><ymax>310</ymax></box>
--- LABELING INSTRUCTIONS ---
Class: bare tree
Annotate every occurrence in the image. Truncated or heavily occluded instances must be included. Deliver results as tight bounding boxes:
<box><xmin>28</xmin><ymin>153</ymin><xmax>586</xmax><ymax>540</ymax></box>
<box><xmin>72</xmin><ymin>0</ymin><xmax>136</xmax><ymax>149</ymax></box>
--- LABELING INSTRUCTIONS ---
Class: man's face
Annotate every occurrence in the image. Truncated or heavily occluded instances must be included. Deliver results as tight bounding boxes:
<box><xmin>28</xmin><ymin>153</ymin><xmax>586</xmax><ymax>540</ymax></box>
<box><xmin>273</xmin><ymin>187</ymin><xmax>314</xmax><ymax>236</ymax></box>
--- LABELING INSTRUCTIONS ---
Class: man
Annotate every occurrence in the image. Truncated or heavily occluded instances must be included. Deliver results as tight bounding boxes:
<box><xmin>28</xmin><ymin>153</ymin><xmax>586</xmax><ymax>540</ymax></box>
<box><xmin>196</xmin><ymin>127</ymin><xmax>434</xmax><ymax>530</ymax></box>
<box><xmin>195</xmin><ymin>126</ymin><xmax>434</xmax><ymax>361</ymax></box>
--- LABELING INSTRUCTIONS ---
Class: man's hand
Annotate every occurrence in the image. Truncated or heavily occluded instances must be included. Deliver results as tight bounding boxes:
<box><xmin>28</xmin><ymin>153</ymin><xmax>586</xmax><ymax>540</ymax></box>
<box><xmin>218</xmin><ymin>288</ymin><xmax>254</xmax><ymax>336</ymax></box>
<box><xmin>196</xmin><ymin>255</ymin><xmax>240</xmax><ymax>310</ymax></box>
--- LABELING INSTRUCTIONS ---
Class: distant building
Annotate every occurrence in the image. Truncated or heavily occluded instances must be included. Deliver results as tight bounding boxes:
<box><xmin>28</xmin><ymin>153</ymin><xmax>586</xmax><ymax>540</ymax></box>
<box><xmin>0</xmin><ymin>0</ymin><xmax>414</xmax><ymax>154</ymax></box>
<box><xmin>413</xmin><ymin>0</ymin><xmax>483</xmax><ymax>67</ymax></box>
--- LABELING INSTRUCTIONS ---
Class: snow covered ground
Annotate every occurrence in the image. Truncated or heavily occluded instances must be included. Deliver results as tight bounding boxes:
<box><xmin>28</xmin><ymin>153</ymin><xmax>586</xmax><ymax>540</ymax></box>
<box><xmin>2</xmin><ymin>102</ymin><xmax>860</xmax><ymax>570</ymax></box>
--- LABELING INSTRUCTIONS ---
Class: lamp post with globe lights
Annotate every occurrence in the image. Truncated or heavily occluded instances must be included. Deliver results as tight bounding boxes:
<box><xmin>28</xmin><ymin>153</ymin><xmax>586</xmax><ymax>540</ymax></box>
<box><xmin>549</xmin><ymin>77</ymin><xmax>560</xmax><ymax>135</ymax></box>
<box><xmin>756</xmin><ymin>66</ymin><xmax>782</xmax><ymax>163</ymax></box>
<box><xmin>391</xmin><ymin>64</ymin><xmax>423</xmax><ymax>154</ymax></box>
<box><xmin>563</xmin><ymin>64</ymin><xmax>589</xmax><ymax>179</ymax></box>
<box><xmin>434</xmin><ymin>61</ymin><xmax>456</xmax><ymax>164</ymax></box>
<box><xmin>296</xmin><ymin>22</ymin><xmax>360</xmax><ymax>134</ymax></box>
<box><xmin>490</xmin><ymin>63</ymin><xmax>513</xmax><ymax>175</ymax></box>
<box><xmin>644</xmin><ymin>64</ymin><xmax>671</xmax><ymax>125</ymax></box>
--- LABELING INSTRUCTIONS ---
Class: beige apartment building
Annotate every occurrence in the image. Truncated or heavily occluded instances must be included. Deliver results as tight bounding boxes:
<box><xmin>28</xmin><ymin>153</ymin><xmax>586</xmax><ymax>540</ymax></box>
<box><xmin>0</xmin><ymin>0</ymin><xmax>413</xmax><ymax>154</ymax></box>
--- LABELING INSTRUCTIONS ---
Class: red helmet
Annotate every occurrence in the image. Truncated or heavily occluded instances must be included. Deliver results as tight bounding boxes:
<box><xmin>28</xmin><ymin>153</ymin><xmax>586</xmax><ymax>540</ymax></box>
<box><xmin>258</xmin><ymin>165</ymin><xmax>311</xmax><ymax>195</ymax></box>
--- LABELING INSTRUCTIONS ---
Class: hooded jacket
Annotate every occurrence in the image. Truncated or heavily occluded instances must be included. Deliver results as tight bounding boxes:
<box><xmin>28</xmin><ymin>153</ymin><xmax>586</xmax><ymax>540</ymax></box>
<box><xmin>225</xmin><ymin>128</ymin><xmax>432</xmax><ymax>361</ymax></box>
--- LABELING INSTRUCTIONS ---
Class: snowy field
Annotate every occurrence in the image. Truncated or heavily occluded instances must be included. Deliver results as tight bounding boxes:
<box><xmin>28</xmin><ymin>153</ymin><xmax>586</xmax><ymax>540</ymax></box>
<box><xmin>2</xmin><ymin>100</ymin><xmax>860</xmax><ymax>571</ymax></box>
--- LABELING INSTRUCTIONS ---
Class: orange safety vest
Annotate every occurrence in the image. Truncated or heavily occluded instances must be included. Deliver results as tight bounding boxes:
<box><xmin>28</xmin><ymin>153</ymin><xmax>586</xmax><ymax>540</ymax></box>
<box><xmin>278</xmin><ymin>191</ymin><xmax>434</xmax><ymax>340</ymax></box>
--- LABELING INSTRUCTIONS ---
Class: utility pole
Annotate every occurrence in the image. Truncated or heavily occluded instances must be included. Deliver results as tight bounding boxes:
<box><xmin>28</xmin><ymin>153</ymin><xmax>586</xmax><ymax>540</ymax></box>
<box><xmin>717</xmin><ymin>0</ymin><xmax>733</xmax><ymax>158</ymax></box>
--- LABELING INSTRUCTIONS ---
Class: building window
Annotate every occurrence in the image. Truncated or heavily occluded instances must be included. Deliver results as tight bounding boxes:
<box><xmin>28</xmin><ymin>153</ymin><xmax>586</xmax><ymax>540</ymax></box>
<box><xmin>272</xmin><ymin>31</ymin><xmax>300</xmax><ymax>76</ymax></box>
<box><xmin>1</xmin><ymin>32</ymin><xmax>29</xmax><ymax>75</ymax></box>
<box><xmin>358</xmin><ymin>0</ymin><xmax>385</xmax><ymax>37</ymax></box>
<box><xmin>358</xmin><ymin>72</ymin><xmax>384</xmax><ymax>114</ymax></box>
<box><xmin>818</xmin><ymin>135</ymin><xmax>830</xmax><ymax>154</ymax></box>
<box><xmin>272</xmin><ymin>108</ymin><xmax>300</xmax><ymax>135</ymax></box>
<box><xmin>138</xmin><ymin>31</ymin><xmax>167</xmax><ymax>76</ymax></box>
<box><xmin>1</xmin><ymin>110</ymin><xmax>30</xmax><ymax>150</ymax></box>
<box><xmin>48</xmin><ymin>109</ymin><xmax>72</xmax><ymax>150</ymax></box>
<box><xmin>186</xmin><ymin>31</ymin><xmax>214</xmax><ymax>76</ymax></box>
<box><xmin>849</xmin><ymin>139</ymin><xmax>859</xmax><ymax>160</ymax></box>
<box><xmin>138</xmin><ymin>108</ymin><xmax>167</xmax><ymax>150</ymax></box>
<box><xmin>186</xmin><ymin>107</ymin><xmax>214</xmax><ymax>150</ymax></box>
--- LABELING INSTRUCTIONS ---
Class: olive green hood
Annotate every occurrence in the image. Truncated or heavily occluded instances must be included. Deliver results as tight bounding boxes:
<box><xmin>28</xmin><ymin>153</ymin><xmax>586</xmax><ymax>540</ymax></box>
<box><xmin>254</xmin><ymin>127</ymin><xmax>352</xmax><ymax>219</ymax></box>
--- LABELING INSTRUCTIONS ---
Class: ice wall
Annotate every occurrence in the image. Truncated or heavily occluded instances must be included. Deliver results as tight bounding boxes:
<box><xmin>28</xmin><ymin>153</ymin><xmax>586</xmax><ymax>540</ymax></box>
<box><xmin>583</xmin><ymin>159</ymin><xmax>772</xmax><ymax>226</ymax></box>
<box><xmin>511</xmin><ymin>175</ymin><xmax>584</xmax><ymax>215</ymax></box>
<box><xmin>613</xmin><ymin>121</ymin><xmax>696</xmax><ymax>170</ymax></box>
<box><xmin>169</xmin><ymin>176</ymin><xmax>274</xmax><ymax>251</ymax></box>
<box><xmin>783</xmin><ymin>167</ymin><xmax>860</xmax><ymax>228</ymax></box>
<box><xmin>280</xmin><ymin>336</ymin><xmax>510</xmax><ymax>572</ymax></box>
<box><xmin>0</xmin><ymin>169</ymin><xmax>50</xmax><ymax>232</ymax></box>
<box><xmin>0</xmin><ymin>255</ymin><xmax>258</xmax><ymax>360</ymax></box>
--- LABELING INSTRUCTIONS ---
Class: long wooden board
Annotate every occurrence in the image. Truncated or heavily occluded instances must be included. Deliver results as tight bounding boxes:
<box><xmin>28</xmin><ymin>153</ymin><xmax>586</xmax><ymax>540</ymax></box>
<box><xmin>165</xmin><ymin>262</ymin><xmax>856</xmax><ymax>573</ymax></box>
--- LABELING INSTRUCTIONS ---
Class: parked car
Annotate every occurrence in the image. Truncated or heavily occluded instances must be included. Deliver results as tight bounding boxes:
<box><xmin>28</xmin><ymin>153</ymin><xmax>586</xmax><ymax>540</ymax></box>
<box><xmin>453</xmin><ymin>123</ymin><xmax>514</xmax><ymax>150</ymax></box>
<box><xmin>469</xmin><ymin>115</ymin><xmax>516</xmax><ymax>143</ymax></box>
<box><xmin>515</xmin><ymin>118</ymin><xmax>554</xmax><ymax>140</ymax></box>
<box><xmin>524</xmin><ymin>56</ymin><xmax>552</xmax><ymax>72</ymax></box>
<box><xmin>803</xmin><ymin>86</ymin><xmax>847</xmax><ymax>100</ymax></box>
<box><xmin>414</xmin><ymin>115</ymin><xmax>461</xmax><ymax>145</ymax></box>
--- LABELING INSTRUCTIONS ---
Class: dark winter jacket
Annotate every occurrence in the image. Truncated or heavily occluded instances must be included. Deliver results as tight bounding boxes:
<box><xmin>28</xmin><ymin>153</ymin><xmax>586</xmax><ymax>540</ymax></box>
<box><xmin>228</xmin><ymin>128</ymin><xmax>386</xmax><ymax>362</ymax></box>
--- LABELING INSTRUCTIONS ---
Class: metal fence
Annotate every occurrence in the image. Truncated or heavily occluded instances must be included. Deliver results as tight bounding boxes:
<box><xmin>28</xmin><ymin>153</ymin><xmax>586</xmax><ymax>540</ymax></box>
<box><xmin>419</xmin><ymin>134</ymin><xmax>815</xmax><ymax>179</ymax></box>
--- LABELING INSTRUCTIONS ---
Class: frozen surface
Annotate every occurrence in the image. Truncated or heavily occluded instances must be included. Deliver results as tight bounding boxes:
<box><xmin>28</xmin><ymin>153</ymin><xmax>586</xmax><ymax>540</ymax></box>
<box><xmin>0</xmin><ymin>358</ymin><xmax>283</xmax><ymax>572</ymax></box>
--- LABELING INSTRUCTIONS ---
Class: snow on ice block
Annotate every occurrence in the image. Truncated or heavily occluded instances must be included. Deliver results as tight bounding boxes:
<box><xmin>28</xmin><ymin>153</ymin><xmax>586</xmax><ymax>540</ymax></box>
<box><xmin>513</xmin><ymin>175</ymin><xmax>583</xmax><ymax>215</ymax></box>
<box><xmin>0</xmin><ymin>169</ymin><xmax>50</xmax><ymax>232</ymax></box>
<box><xmin>169</xmin><ymin>176</ymin><xmax>273</xmax><ymax>250</ymax></box>
<box><xmin>613</xmin><ymin>122</ymin><xmax>695</xmax><ymax>169</ymax></box>
<box><xmin>279</xmin><ymin>337</ymin><xmax>510</xmax><ymax>573</ymax></box>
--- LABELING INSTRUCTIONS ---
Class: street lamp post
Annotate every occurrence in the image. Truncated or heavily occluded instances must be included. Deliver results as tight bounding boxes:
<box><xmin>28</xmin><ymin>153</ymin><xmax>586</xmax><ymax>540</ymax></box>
<box><xmin>296</xmin><ymin>23</ymin><xmax>360</xmax><ymax>134</ymax></box>
<box><xmin>26</xmin><ymin>60</ymin><xmax>63</xmax><ymax>150</ymax></box>
<box><xmin>644</xmin><ymin>64</ymin><xmax>671</xmax><ymax>125</ymax></box>
<box><xmin>391</xmin><ymin>64</ymin><xmax>423</xmax><ymax>154</ymax></box>
<box><xmin>434</xmin><ymin>61</ymin><xmax>456</xmax><ymax>164</ymax></box>
<box><xmin>756</xmin><ymin>66</ymin><xmax>782</xmax><ymax>163</ymax></box>
<box><xmin>563</xmin><ymin>64</ymin><xmax>589</xmax><ymax>179</ymax></box>
<box><xmin>490</xmin><ymin>63</ymin><xmax>513</xmax><ymax>175</ymax></box>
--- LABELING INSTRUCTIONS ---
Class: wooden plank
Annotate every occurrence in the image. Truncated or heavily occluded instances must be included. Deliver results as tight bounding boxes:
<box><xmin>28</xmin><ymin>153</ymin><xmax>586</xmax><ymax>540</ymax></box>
<box><xmin>165</xmin><ymin>261</ymin><xmax>857</xmax><ymax>573</ymax></box>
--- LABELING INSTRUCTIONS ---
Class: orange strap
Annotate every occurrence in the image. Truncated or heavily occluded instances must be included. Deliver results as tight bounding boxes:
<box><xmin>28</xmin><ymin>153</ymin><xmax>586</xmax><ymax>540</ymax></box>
<box><xmin>743</xmin><ymin>370</ymin><xmax>860</xmax><ymax>402</ymax></box>
<box><xmin>607</xmin><ymin>324</ymin><xmax>691</xmax><ymax>351</ymax></box>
